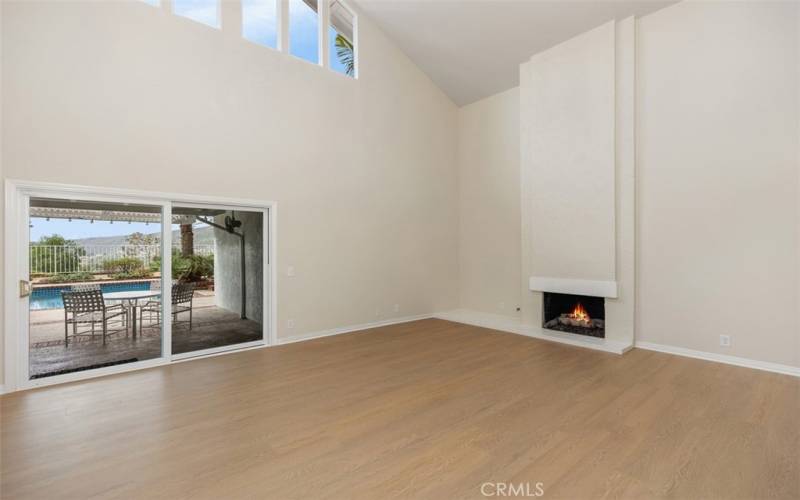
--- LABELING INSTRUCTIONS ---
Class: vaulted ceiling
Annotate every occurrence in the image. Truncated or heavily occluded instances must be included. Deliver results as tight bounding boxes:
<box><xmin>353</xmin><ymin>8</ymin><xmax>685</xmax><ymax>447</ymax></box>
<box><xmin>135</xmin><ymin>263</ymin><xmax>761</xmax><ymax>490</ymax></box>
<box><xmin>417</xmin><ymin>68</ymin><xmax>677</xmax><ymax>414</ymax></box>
<box><xmin>355</xmin><ymin>0</ymin><xmax>675</xmax><ymax>106</ymax></box>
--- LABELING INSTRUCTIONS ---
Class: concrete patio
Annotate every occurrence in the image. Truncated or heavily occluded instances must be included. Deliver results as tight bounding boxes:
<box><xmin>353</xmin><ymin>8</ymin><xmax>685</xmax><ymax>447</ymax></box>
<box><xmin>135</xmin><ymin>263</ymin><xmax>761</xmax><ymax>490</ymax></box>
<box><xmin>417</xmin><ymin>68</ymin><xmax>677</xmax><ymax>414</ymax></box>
<box><xmin>29</xmin><ymin>290</ymin><xmax>262</xmax><ymax>378</ymax></box>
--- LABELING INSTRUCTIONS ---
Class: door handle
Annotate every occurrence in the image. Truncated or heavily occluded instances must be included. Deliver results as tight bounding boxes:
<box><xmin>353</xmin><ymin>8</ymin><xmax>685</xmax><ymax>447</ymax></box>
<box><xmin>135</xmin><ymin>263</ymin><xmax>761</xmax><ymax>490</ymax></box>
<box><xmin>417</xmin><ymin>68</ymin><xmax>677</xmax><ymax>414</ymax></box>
<box><xmin>19</xmin><ymin>280</ymin><xmax>31</xmax><ymax>298</ymax></box>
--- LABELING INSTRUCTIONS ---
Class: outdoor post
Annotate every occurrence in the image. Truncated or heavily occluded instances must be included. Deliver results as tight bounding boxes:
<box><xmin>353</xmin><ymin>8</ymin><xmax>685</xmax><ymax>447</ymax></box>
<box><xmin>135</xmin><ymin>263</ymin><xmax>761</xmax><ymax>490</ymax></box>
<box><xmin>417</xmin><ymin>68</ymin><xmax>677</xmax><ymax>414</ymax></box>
<box><xmin>240</xmin><ymin>232</ymin><xmax>247</xmax><ymax>320</ymax></box>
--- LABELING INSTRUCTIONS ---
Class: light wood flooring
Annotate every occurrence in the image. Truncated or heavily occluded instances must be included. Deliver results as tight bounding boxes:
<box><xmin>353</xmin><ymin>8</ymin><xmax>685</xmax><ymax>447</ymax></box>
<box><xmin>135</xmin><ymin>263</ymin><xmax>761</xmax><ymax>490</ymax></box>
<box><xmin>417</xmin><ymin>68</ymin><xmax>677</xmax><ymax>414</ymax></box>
<box><xmin>2</xmin><ymin>319</ymin><xmax>798</xmax><ymax>499</ymax></box>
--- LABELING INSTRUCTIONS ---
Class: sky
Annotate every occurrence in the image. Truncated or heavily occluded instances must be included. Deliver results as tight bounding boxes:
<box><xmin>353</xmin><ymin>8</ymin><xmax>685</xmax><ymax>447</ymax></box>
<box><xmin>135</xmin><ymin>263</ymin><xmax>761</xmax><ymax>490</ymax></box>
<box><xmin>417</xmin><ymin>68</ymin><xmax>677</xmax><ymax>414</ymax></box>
<box><xmin>30</xmin><ymin>218</ymin><xmax>158</xmax><ymax>242</ymax></box>
<box><xmin>163</xmin><ymin>0</ymin><xmax>350</xmax><ymax>75</ymax></box>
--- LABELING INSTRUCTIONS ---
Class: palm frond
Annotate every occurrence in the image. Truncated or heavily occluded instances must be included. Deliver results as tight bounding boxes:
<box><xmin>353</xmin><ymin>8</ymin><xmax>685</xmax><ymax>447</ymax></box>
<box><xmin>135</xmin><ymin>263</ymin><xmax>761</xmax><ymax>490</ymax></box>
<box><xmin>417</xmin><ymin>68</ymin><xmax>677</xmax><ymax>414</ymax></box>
<box><xmin>335</xmin><ymin>34</ymin><xmax>355</xmax><ymax>77</ymax></box>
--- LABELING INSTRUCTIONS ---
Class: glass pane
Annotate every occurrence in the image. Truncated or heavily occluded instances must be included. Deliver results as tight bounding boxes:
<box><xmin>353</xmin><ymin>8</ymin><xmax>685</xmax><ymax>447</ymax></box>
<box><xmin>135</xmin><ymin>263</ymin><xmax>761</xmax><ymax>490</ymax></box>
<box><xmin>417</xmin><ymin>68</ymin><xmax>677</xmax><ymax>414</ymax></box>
<box><xmin>289</xmin><ymin>0</ymin><xmax>318</xmax><ymax>64</ymax></box>
<box><xmin>28</xmin><ymin>198</ymin><xmax>163</xmax><ymax>380</ymax></box>
<box><xmin>139</xmin><ymin>0</ymin><xmax>160</xmax><ymax>6</ymax></box>
<box><xmin>243</xmin><ymin>0</ymin><xmax>278</xmax><ymax>49</ymax></box>
<box><xmin>329</xmin><ymin>1</ymin><xmax>355</xmax><ymax>77</ymax></box>
<box><xmin>173</xmin><ymin>0</ymin><xmax>220</xmax><ymax>28</ymax></box>
<box><xmin>171</xmin><ymin>207</ymin><xmax>264</xmax><ymax>355</ymax></box>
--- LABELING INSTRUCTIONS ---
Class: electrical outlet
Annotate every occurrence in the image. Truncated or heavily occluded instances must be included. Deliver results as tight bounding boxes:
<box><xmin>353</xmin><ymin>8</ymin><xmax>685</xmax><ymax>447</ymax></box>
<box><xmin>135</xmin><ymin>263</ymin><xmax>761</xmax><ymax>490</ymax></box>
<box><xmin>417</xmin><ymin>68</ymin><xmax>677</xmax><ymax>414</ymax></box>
<box><xmin>374</xmin><ymin>307</ymin><xmax>381</xmax><ymax>317</ymax></box>
<box><xmin>393</xmin><ymin>304</ymin><xmax>400</xmax><ymax>313</ymax></box>
<box><xmin>499</xmin><ymin>302</ymin><xmax>506</xmax><ymax>310</ymax></box>
<box><xmin>287</xmin><ymin>319</ymin><xmax>295</xmax><ymax>329</ymax></box>
<box><xmin>719</xmin><ymin>334</ymin><xmax>731</xmax><ymax>347</ymax></box>
<box><xmin>287</xmin><ymin>266</ymin><xmax>295</xmax><ymax>277</ymax></box>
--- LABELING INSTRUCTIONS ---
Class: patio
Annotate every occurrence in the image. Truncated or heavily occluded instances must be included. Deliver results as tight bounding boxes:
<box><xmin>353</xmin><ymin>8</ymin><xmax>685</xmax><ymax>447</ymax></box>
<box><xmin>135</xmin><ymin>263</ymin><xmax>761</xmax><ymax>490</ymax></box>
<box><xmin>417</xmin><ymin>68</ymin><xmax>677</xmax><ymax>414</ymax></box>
<box><xmin>29</xmin><ymin>290</ymin><xmax>262</xmax><ymax>378</ymax></box>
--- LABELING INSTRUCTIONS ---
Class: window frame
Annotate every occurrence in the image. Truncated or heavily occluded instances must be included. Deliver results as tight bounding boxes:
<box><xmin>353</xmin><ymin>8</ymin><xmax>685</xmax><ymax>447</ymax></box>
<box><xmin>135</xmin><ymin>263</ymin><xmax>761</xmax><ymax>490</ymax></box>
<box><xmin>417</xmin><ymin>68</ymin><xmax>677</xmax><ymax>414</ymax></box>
<box><xmin>139</xmin><ymin>0</ymin><xmax>357</xmax><ymax>78</ymax></box>
<box><xmin>285</xmin><ymin>0</ymin><xmax>322</xmax><ymax>65</ymax></box>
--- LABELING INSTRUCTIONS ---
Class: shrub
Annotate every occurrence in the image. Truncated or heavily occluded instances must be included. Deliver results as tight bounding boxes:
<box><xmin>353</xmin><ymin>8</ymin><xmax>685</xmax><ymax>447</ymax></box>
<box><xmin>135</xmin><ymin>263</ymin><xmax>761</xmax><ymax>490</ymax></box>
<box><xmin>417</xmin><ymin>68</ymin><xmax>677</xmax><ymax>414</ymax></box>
<box><xmin>103</xmin><ymin>256</ymin><xmax>150</xmax><ymax>279</ymax></box>
<box><xmin>129</xmin><ymin>253</ymin><xmax>213</xmax><ymax>282</ymax></box>
<box><xmin>174</xmin><ymin>254</ymin><xmax>214</xmax><ymax>282</ymax></box>
<box><xmin>103</xmin><ymin>256</ymin><xmax>145</xmax><ymax>274</ymax></box>
<box><xmin>149</xmin><ymin>255</ymin><xmax>162</xmax><ymax>273</ymax></box>
<box><xmin>41</xmin><ymin>272</ymin><xmax>94</xmax><ymax>284</ymax></box>
<box><xmin>110</xmin><ymin>269</ymin><xmax>152</xmax><ymax>280</ymax></box>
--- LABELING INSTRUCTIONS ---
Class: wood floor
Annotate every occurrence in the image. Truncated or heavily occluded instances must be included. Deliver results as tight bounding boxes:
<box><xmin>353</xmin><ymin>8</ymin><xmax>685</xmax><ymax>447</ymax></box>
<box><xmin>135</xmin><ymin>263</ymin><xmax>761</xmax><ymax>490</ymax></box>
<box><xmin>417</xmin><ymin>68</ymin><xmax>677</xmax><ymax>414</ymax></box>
<box><xmin>2</xmin><ymin>319</ymin><xmax>798</xmax><ymax>499</ymax></box>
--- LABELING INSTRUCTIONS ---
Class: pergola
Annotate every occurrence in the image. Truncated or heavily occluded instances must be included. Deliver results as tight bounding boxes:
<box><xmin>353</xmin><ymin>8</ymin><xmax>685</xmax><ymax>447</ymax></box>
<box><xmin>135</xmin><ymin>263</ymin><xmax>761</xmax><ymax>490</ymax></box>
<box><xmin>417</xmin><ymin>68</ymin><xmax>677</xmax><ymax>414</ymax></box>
<box><xmin>29</xmin><ymin>199</ymin><xmax>225</xmax><ymax>224</ymax></box>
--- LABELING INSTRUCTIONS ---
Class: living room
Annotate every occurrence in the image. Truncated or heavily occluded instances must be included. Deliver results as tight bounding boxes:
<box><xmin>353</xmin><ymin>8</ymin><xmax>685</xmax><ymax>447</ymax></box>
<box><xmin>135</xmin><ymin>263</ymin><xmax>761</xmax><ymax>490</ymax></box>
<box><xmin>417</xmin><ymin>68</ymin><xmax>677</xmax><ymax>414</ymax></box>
<box><xmin>1</xmin><ymin>1</ymin><xmax>798</xmax><ymax>498</ymax></box>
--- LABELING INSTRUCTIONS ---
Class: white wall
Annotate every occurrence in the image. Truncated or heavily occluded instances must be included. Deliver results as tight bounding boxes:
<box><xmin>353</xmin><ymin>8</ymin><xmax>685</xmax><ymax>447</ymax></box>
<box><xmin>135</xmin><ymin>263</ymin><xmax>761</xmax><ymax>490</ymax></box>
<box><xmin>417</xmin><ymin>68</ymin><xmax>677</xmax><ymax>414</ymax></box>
<box><xmin>636</xmin><ymin>0</ymin><xmax>799</xmax><ymax>367</ymax></box>
<box><xmin>524</xmin><ymin>22</ymin><xmax>617</xmax><ymax>285</ymax></box>
<box><xmin>457</xmin><ymin>87</ymin><xmax>521</xmax><ymax>318</ymax></box>
<box><xmin>457</xmin><ymin>1</ymin><xmax>800</xmax><ymax>368</ymax></box>
<box><xmin>0</xmin><ymin>0</ymin><xmax>4</xmax><ymax>389</ymax></box>
<box><xmin>0</xmin><ymin>0</ymin><xmax>460</xmax><ymax>383</ymax></box>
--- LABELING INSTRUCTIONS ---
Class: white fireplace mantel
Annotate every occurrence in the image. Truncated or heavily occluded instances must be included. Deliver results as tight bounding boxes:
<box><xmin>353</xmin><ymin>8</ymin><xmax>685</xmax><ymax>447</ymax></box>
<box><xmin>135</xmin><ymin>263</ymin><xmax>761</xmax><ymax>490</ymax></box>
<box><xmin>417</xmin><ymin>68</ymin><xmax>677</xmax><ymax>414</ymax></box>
<box><xmin>529</xmin><ymin>276</ymin><xmax>618</xmax><ymax>298</ymax></box>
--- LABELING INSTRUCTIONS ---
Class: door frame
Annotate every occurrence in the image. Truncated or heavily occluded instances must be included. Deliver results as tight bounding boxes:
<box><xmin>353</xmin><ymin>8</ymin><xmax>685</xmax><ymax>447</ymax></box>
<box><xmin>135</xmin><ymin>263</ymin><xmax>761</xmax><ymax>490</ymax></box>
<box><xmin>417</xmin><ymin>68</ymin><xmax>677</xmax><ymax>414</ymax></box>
<box><xmin>4</xmin><ymin>179</ymin><xmax>277</xmax><ymax>393</ymax></box>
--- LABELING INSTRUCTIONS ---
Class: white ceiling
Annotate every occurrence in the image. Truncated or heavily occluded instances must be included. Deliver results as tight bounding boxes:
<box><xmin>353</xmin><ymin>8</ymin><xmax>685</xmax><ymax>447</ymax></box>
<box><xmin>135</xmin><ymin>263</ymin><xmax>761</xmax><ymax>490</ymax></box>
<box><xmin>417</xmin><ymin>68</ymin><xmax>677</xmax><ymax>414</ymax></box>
<box><xmin>355</xmin><ymin>0</ymin><xmax>675</xmax><ymax>106</ymax></box>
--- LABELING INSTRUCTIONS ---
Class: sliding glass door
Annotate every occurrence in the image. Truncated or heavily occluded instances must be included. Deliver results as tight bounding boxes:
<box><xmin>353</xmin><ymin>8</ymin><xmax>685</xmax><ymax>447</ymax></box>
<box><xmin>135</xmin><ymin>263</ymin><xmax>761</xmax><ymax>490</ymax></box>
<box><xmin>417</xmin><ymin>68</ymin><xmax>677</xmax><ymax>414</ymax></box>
<box><xmin>27</xmin><ymin>197</ymin><xmax>165</xmax><ymax>380</ymax></box>
<box><xmin>11</xmin><ymin>181</ymin><xmax>272</xmax><ymax>391</ymax></box>
<box><xmin>170</xmin><ymin>205</ymin><xmax>264</xmax><ymax>357</ymax></box>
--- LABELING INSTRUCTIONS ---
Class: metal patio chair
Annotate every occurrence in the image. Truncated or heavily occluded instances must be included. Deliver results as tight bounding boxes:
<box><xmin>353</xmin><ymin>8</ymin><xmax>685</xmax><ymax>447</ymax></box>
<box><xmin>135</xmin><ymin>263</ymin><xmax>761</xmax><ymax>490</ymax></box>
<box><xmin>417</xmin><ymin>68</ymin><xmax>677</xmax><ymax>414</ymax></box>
<box><xmin>71</xmin><ymin>283</ymin><xmax>101</xmax><ymax>292</ymax></box>
<box><xmin>61</xmin><ymin>289</ymin><xmax>128</xmax><ymax>346</ymax></box>
<box><xmin>140</xmin><ymin>282</ymin><xmax>195</xmax><ymax>330</ymax></box>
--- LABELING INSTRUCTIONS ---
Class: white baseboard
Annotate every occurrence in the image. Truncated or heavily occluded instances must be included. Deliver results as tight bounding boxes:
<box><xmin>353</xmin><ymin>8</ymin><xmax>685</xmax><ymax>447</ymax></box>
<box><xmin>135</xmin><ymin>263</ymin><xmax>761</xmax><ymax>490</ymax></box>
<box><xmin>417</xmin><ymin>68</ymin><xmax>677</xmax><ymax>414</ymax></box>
<box><xmin>635</xmin><ymin>341</ymin><xmax>800</xmax><ymax>378</ymax></box>
<box><xmin>276</xmin><ymin>313</ymin><xmax>435</xmax><ymax>345</ymax></box>
<box><xmin>434</xmin><ymin>309</ymin><xmax>632</xmax><ymax>355</ymax></box>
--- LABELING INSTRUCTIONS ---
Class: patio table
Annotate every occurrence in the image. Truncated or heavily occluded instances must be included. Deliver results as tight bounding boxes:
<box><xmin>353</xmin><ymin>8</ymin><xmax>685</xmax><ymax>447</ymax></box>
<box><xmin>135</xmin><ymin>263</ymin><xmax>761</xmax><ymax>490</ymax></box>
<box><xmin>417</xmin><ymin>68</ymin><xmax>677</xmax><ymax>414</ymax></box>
<box><xmin>103</xmin><ymin>290</ymin><xmax>161</xmax><ymax>339</ymax></box>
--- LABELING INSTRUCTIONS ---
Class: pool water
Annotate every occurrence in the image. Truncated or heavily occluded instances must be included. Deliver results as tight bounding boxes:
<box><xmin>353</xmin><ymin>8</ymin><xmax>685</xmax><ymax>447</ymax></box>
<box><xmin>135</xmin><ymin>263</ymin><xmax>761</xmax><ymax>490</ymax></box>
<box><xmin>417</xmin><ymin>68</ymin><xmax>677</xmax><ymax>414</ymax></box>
<box><xmin>30</xmin><ymin>282</ymin><xmax>153</xmax><ymax>310</ymax></box>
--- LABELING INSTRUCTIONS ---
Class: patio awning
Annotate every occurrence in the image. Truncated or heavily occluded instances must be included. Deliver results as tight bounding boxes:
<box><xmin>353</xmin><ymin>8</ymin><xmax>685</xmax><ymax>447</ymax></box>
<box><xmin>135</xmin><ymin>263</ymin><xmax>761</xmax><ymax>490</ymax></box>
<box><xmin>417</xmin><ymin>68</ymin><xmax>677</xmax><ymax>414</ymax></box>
<box><xmin>30</xmin><ymin>199</ymin><xmax>226</xmax><ymax>224</ymax></box>
<box><xmin>30</xmin><ymin>206</ymin><xmax>165</xmax><ymax>224</ymax></box>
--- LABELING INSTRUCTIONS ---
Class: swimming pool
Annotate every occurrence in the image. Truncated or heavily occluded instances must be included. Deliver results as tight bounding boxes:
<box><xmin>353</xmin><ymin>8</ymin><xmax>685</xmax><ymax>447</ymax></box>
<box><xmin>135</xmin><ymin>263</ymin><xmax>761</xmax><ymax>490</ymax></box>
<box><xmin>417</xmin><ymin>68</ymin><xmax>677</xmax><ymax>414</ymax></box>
<box><xmin>30</xmin><ymin>281</ymin><xmax>154</xmax><ymax>310</ymax></box>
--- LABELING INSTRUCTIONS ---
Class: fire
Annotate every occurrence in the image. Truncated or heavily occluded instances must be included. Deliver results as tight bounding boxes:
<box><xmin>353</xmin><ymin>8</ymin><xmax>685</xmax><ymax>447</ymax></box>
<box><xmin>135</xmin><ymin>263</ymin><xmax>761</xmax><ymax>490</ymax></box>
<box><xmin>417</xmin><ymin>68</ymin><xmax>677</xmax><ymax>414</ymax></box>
<box><xmin>570</xmin><ymin>302</ymin><xmax>591</xmax><ymax>324</ymax></box>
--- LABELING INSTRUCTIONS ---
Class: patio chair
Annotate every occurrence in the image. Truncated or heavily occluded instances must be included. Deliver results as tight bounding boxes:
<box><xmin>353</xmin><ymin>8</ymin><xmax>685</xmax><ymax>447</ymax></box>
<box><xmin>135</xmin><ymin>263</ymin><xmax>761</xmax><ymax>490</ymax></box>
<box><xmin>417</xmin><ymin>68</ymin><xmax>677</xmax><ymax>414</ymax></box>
<box><xmin>172</xmin><ymin>283</ymin><xmax>195</xmax><ymax>330</ymax></box>
<box><xmin>136</xmin><ymin>280</ymin><xmax>161</xmax><ymax>322</ymax></box>
<box><xmin>62</xmin><ymin>289</ymin><xmax>128</xmax><ymax>346</ymax></box>
<box><xmin>71</xmin><ymin>283</ymin><xmax>101</xmax><ymax>292</ymax></box>
<box><xmin>140</xmin><ymin>283</ymin><xmax>195</xmax><ymax>330</ymax></box>
<box><xmin>138</xmin><ymin>279</ymin><xmax>177</xmax><ymax>327</ymax></box>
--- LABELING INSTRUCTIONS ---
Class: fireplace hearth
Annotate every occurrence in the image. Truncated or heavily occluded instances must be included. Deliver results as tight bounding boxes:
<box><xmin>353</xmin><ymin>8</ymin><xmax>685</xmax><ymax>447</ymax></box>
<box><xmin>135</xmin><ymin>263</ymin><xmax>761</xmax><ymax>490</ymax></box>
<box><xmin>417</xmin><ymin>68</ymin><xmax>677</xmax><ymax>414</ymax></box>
<box><xmin>542</xmin><ymin>292</ymin><xmax>605</xmax><ymax>338</ymax></box>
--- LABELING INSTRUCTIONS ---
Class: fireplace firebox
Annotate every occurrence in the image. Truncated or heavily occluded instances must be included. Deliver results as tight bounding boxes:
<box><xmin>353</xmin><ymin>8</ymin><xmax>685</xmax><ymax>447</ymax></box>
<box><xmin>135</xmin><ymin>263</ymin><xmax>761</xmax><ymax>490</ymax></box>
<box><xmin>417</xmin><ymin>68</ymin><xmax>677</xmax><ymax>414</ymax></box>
<box><xmin>542</xmin><ymin>292</ymin><xmax>605</xmax><ymax>338</ymax></box>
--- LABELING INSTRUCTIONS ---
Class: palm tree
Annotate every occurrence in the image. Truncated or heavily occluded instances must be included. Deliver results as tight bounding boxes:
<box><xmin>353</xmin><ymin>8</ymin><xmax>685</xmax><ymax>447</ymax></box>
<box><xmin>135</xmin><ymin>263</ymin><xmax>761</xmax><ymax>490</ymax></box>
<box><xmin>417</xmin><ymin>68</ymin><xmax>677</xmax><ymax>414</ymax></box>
<box><xmin>180</xmin><ymin>224</ymin><xmax>194</xmax><ymax>257</ymax></box>
<box><xmin>335</xmin><ymin>34</ymin><xmax>354</xmax><ymax>77</ymax></box>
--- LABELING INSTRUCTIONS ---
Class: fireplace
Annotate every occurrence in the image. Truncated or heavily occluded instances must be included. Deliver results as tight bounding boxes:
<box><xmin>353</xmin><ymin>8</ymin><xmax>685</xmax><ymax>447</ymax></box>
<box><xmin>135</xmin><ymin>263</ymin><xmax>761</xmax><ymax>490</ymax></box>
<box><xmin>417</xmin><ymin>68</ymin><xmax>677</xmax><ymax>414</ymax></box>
<box><xmin>542</xmin><ymin>292</ymin><xmax>605</xmax><ymax>338</ymax></box>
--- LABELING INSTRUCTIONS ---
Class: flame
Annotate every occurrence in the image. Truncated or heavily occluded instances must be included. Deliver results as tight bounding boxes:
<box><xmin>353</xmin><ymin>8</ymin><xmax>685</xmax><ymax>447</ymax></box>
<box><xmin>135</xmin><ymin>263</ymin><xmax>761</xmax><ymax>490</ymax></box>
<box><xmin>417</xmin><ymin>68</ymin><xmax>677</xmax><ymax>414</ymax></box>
<box><xmin>571</xmin><ymin>303</ymin><xmax>591</xmax><ymax>324</ymax></box>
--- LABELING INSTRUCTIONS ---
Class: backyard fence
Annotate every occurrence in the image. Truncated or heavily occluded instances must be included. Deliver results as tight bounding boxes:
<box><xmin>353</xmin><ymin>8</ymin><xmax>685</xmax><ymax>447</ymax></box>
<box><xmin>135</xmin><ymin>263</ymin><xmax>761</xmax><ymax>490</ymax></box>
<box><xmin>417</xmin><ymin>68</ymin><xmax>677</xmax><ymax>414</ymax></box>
<box><xmin>29</xmin><ymin>245</ymin><xmax>214</xmax><ymax>275</ymax></box>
